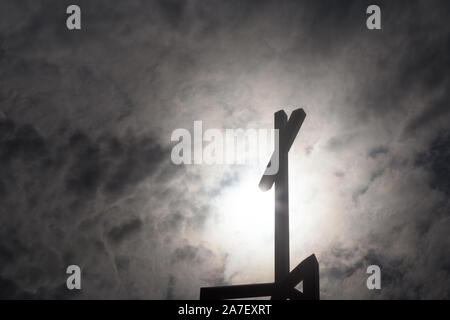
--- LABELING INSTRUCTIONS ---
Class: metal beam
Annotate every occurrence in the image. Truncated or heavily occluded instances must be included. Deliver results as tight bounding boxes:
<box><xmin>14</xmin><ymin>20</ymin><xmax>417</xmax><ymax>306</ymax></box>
<box><xmin>200</xmin><ymin>283</ymin><xmax>275</xmax><ymax>300</ymax></box>
<box><xmin>274</xmin><ymin>110</ymin><xmax>289</xmax><ymax>285</ymax></box>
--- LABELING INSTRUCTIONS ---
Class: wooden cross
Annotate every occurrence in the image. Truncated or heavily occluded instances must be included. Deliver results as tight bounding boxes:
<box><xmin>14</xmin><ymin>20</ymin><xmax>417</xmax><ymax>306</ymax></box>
<box><xmin>200</xmin><ymin>108</ymin><xmax>319</xmax><ymax>300</ymax></box>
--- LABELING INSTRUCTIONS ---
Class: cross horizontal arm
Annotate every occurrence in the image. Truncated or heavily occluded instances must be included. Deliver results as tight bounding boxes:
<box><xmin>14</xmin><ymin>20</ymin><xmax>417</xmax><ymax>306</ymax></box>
<box><xmin>200</xmin><ymin>283</ymin><xmax>275</xmax><ymax>300</ymax></box>
<box><xmin>200</xmin><ymin>255</ymin><xmax>318</xmax><ymax>300</ymax></box>
<box><xmin>259</xmin><ymin>108</ymin><xmax>306</xmax><ymax>191</ymax></box>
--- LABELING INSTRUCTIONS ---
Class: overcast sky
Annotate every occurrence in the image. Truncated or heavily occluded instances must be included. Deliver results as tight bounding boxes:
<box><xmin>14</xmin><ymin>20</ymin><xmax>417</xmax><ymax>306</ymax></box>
<box><xmin>0</xmin><ymin>0</ymin><xmax>449</xmax><ymax>299</ymax></box>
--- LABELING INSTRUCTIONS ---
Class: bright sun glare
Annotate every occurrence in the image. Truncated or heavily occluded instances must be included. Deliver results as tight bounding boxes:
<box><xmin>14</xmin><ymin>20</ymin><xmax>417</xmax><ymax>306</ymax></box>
<box><xmin>219</xmin><ymin>173</ymin><xmax>274</xmax><ymax>246</ymax></box>
<box><xmin>206</xmin><ymin>168</ymin><xmax>275</xmax><ymax>282</ymax></box>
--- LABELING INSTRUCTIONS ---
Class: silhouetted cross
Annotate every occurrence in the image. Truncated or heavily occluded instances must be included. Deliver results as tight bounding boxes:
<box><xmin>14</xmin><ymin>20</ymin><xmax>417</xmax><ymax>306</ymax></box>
<box><xmin>200</xmin><ymin>108</ymin><xmax>319</xmax><ymax>300</ymax></box>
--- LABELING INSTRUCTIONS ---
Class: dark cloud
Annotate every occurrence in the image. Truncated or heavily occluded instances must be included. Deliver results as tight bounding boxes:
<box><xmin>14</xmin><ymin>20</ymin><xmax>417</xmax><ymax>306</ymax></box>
<box><xmin>325</xmin><ymin>133</ymin><xmax>356</xmax><ymax>152</ymax></box>
<box><xmin>0</xmin><ymin>115</ymin><xmax>220</xmax><ymax>298</ymax></box>
<box><xmin>352</xmin><ymin>185</ymin><xmax>369</xmax><ymax>202</ymax></box>
<box><xmin>107</xmin><ymin>218</ymin><xmax>143</xmax><ymax>244</ymax></box>
<box><xmin>404</xmin><ymin>96</ymin><xmax>450</xmax><ymax>136</ymax></box>
<box><xmin>415</xmin><ymin>132</ymin><xmax>450</xmax><ymax>195</ymax></box>
<box><xmin>368</xmin><ymin>146</ymin><xmax>389</xmax><ymax>159</ymax></box>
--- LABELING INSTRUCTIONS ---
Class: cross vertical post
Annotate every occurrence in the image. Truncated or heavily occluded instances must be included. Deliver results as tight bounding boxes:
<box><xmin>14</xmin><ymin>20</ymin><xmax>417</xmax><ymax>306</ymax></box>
<box><xmin>274</xmin><ymin>110</ymin><xmax>290</xmax><ymax>284</ymax></box>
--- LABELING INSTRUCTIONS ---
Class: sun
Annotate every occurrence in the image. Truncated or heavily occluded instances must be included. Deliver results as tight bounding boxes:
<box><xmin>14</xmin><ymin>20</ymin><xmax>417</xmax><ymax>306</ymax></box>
<box><xmin>219</xmin><ymin>173</ymin><xmax>274</xmax><ymax>245</ymax></box>
<box><xmin>205</xmin><ymin>168</ymin><xmax>275</xmax><ymax>282</ymax></box>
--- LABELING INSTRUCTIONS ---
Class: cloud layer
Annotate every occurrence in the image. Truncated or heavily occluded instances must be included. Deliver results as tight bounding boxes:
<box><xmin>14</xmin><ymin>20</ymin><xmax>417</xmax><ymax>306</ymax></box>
<box><xmin>0</xmin><ymin>0</ymin><xmax>449</xmax><ymax>299</ymax></box>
